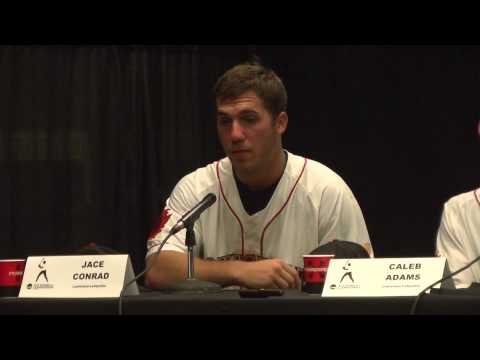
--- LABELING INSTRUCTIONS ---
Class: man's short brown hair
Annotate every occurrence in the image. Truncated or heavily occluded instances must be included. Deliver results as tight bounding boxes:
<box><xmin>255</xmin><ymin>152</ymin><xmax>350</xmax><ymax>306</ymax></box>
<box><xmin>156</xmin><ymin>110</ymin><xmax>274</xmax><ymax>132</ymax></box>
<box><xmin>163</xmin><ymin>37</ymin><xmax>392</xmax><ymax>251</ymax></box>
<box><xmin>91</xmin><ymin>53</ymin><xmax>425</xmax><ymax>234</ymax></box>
<box><xmin>214</xmin><ymin>61</ymin><xmax>287</xmax><ymax>119</ymax></box>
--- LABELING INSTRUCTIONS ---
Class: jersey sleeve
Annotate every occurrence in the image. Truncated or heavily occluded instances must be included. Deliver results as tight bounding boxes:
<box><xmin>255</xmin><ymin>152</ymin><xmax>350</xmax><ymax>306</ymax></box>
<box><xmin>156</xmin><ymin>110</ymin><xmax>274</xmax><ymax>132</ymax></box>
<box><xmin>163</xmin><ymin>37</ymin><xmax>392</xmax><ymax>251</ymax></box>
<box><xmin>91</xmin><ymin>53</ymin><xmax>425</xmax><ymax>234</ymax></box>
<box><xmin>145</xmin><ymin>174</ymin><xmax>201</xmax><ymax>259</ymax></box>
<box><xmin>436</xmin><ymin>200</ymin><xmax>472</xmax><ymax>288</ymax></box>
<box><xmin>316</xmin><ymin>181</ymin><xmax>373</xmax><ymax>257</ymax></box>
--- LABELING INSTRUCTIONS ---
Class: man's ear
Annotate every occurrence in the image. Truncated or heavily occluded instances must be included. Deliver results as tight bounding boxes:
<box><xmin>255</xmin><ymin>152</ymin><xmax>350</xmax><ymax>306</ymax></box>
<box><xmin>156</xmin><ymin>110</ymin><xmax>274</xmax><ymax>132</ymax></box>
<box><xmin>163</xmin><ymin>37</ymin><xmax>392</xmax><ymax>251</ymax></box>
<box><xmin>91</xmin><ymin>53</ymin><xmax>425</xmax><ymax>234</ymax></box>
<box><xmin>275</xmin><ymin>112</ymin><xmax>288</xmax><ymax>135</ymax></box>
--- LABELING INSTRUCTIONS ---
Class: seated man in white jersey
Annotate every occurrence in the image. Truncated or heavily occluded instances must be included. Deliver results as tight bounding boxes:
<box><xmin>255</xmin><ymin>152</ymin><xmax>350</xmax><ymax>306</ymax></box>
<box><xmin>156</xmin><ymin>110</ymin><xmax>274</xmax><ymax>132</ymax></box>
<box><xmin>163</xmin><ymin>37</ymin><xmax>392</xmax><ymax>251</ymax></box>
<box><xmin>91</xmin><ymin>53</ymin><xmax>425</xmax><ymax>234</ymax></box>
<box><xmin>436</xmin><ymin>124</ymin><xmax>480</xmax><ymax>288</ymax></box>
<box><xmin>436</xmin><ymin>189</ymin><xmax>480</xmax><ymax>288</ymax></box>
<box><xmin>145</xmin><ymin>61</ymin><xmax>373</xmax><ymax>290</ymax></box>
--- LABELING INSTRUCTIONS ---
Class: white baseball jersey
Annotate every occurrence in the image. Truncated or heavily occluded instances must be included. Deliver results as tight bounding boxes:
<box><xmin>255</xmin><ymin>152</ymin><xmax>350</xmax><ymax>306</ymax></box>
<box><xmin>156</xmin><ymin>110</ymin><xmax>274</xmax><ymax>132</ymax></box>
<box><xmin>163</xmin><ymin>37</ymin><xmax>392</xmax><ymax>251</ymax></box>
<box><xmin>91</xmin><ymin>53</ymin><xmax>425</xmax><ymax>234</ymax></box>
<box><xmin>436</xmin><ymin>188</ymin><xmax>480</xmax><ymax>288</ymax></box>
<box><xmin>146</xmin><ymin>151</ymin><xmax>372</xmax><ymax>268</ymax></box>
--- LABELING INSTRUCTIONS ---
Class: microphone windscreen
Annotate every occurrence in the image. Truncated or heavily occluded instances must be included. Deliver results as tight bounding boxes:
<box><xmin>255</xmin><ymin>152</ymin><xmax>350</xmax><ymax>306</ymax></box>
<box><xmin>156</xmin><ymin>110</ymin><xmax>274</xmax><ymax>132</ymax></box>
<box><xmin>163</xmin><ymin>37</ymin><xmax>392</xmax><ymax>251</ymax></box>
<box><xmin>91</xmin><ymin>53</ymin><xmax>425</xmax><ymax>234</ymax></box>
<box><xmin>310</xmin><ymin>239</ymin><xmax>369</xmax><ymax>259</ymax></box>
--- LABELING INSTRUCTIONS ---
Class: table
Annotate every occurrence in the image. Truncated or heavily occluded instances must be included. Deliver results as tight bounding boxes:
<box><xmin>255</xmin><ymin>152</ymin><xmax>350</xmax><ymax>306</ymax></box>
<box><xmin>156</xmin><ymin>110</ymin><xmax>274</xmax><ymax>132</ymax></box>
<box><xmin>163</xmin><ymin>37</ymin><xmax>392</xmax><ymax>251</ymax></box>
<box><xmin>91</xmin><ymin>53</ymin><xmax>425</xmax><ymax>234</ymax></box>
<box><xmin>1</xmin><ymin>288</ymin><xmax>479</xmax><ymax>315</ymax></box>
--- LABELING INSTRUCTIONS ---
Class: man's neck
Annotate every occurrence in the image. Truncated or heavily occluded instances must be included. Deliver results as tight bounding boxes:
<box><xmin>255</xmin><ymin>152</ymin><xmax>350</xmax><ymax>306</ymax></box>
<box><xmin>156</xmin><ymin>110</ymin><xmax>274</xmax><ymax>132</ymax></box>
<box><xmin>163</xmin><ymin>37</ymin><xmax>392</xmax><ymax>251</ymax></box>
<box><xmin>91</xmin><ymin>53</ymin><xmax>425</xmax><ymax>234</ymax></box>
<box><xmin>234</xmin><ymin>150</ymin><xmax>287</xmax><ymax>191</ymax></box>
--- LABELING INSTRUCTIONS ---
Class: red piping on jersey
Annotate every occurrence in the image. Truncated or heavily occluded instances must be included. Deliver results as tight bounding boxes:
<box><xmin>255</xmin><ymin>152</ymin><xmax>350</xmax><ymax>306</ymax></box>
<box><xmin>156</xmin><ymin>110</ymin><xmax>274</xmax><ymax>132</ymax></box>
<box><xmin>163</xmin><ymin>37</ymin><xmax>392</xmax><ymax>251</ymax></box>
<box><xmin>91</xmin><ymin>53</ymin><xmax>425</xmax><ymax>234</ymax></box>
<box><xmin>260</xmin><ymin>157</ymin><xmax>308</xmax><ymax>256</ymax></box>
<box><xmin>217</xmin><ymin>161</ymin><xmax>245</xmax><ymax>255</ymax></box>
<box><xmin>474</xmin><ymin>189</ymin><xmax>480</xmax><ymax>208</ymax></box>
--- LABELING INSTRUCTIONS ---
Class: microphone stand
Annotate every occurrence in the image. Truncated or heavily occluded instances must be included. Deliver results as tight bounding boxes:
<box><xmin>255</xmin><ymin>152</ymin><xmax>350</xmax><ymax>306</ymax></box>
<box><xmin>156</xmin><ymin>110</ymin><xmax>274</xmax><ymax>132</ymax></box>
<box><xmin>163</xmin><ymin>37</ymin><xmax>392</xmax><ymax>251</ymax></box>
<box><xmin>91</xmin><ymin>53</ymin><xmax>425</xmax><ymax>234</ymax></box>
<box><xmin>167</xmin><ymin>223</ymin><xmax>222</xmax><ymax>293</ymax></box>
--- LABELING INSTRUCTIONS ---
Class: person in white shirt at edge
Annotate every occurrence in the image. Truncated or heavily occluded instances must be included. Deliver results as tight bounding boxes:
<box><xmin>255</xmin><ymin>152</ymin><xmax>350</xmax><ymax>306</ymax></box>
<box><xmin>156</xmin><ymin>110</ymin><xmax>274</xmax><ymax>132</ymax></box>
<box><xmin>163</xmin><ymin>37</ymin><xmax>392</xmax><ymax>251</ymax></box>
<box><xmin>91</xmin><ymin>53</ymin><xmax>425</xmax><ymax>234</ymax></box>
<box><xmin>436</xmin><ymin>122</ymin><xmax>480</xmax><ymax>288</ymax></box>
<box><xmin>145</xmin><ymin>60</ymin><xmax>373</xmax><ymax>290</ymax></box>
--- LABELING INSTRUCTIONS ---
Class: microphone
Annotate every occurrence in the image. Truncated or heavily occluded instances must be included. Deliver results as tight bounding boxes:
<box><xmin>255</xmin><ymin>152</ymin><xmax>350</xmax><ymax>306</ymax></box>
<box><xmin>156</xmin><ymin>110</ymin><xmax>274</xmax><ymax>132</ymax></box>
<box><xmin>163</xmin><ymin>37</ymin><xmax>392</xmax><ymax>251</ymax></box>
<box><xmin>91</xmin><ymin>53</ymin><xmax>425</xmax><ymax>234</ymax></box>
<box><xmin>170</xmin><ymin>193</ymin><xmax>216</xmax><ymax>235</ymax></box>
<box><xmin>409</xmin><ymin>255</ymin><xmax>480</xmax><ymax>314</ymax></box>
<box><xmin>165</xmin><ymin>192</ymin><xmax>221</xmax><ymax>293</ymax></box>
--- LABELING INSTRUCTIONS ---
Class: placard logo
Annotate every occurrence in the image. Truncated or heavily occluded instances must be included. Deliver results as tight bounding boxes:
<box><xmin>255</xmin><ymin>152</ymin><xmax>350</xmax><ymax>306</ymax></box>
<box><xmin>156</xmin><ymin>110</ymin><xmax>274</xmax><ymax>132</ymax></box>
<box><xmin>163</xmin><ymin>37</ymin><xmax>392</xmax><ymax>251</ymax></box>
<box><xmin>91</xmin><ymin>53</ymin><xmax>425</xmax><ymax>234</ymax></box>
<box><xmin>340</xmin><ymin>261</ymin><xmax>354</xmax><ymax>283</ymax></box>
<box><xmin>27</xmin><ymin>258</ymin><xmax>54</xmax><ymax>290</ymax></box>
<box><xmin>329</xmin><ymin>260</ymin><xmax>360</xmax><ymax>290</ymax></box>
<box><xmin>35</xmin><ymin>258</ymin><xmax>48</xmax><ymax>283</ymax></box>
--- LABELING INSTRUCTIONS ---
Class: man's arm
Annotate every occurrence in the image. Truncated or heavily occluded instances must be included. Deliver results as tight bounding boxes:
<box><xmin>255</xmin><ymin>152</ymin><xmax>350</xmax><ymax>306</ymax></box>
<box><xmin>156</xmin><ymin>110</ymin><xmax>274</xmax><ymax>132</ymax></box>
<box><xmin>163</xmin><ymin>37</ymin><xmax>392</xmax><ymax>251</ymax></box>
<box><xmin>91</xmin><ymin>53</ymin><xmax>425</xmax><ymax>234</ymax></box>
<box><xmin>436</xmin><ymin>202</ymin><xmax>472</xmax><ymax>288</ymax></box>
<box><xmin>144</xmin><ymin>250</ymin><xmax>301</xmax><ymax>289</ymax></box>
<box><xmin>317</xmin><ymin>182</ymin><xmax>373</xmax><ymax>257</ymax></box>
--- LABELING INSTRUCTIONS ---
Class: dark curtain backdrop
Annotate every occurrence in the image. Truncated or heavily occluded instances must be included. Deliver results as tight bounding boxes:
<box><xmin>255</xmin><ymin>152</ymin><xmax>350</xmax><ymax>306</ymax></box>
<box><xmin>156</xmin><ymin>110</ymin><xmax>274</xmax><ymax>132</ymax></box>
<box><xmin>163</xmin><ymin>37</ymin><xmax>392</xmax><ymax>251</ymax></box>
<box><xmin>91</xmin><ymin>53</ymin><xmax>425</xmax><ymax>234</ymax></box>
<box><xmin>255</xmin><ymin>45</ymin><xmax>480</xmax><ymax>257</ymax></box>
<box><xmin>0</xmin><ymin>45</ymin><xmax>248</xmax><ymax>274</ymax></box>
<box><xmin>1</xmin><ymin>45</ymin><xmax>479</xmax><ymax>275</ymax></box>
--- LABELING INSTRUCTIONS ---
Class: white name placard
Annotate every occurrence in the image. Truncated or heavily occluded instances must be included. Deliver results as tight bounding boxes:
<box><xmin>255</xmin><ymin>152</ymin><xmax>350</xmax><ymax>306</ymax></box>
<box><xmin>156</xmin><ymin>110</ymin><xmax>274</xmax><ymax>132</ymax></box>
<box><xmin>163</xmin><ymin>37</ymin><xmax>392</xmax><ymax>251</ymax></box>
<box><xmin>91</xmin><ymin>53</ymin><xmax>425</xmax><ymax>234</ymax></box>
<box><xmin>322</xmin><ymin>257</ymin><xmax>448</xmax><ymax>297</ymax></box>
<box><xmin>19</xmin><ymin>254</ymin><xmax>139</xmax><ymax>298</ymax></box>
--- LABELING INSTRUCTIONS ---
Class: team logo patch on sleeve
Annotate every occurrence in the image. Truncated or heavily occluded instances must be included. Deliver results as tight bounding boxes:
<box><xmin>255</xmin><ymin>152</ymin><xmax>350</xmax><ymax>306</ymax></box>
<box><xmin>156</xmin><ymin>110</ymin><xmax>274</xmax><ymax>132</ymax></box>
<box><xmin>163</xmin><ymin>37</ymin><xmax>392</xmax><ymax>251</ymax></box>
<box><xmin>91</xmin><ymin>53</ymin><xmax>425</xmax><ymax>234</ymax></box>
<box><xmin>148</xmin><ymin>208</ymin><xmax>172</xmax><ymax>240</ymax></box>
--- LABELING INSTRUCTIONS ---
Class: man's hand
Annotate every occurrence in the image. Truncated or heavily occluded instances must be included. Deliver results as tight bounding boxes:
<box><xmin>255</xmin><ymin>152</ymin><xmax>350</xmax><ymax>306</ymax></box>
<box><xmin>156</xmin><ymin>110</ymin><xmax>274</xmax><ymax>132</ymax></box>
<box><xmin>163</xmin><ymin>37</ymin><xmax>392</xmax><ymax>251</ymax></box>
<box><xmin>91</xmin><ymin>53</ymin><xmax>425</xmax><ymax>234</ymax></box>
<box><xmin>233</xmin><ymin>259</ymin><xmax>301</xmax><ymax>289</ymax></box>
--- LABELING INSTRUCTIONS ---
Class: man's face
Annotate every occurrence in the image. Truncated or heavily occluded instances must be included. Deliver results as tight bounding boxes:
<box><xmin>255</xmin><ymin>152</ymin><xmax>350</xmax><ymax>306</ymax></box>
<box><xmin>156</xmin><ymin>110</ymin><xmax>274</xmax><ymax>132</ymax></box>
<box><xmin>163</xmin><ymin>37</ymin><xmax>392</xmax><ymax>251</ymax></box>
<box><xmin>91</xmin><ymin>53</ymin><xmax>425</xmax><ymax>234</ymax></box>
<box><xmin>216</xmin><ymin>91</ymin><xmax>287</xmax><ymax>174</ymax></box>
